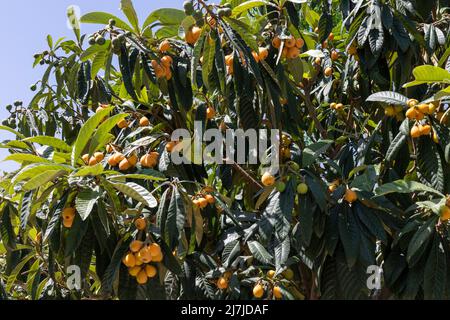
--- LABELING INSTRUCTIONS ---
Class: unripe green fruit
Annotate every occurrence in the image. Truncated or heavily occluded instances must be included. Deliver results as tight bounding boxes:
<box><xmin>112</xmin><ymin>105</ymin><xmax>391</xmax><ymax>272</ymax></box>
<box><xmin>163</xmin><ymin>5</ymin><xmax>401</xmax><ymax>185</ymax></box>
<box><xmin>2</xmin><ymin>120</ymin><xmax>8</xmax><ymax>126</ymax></box>
<box><xmin>223</xmin><ymin>8</ymin><xmax>232</xmax><ymax>17</ymax></box>
<box><xmin>297</xmin><ymin>183</ymin><xmax>308</xmax><ymax>195</ymax></box>
<box><xmin>288</xmin><ymin>161</ymin><xmax>300</xmax><ymax>171</ymax></box>
<box><xmin>14</xmin><ymin>101</ymin><xmax>22</xmax><ymax>107</ymax></box>
<box><xmin>193</xmin><ymin>11</ymin><xmax>203</xmax><ymax>21</ymax></box>
<box><xmin>183</xmin><ymin>1</ymin><xmax>194</xmax><ymax>15</ymax></box>
<box><xmin>96</xmin><ymin>36</ymin><xmax>106</xmax><ymax>45</ymax></box>
<box><xmin>276</xmin><ymin>181</ymin><xmax>286</xmax><ymax>193</ymax></box>
<box><xmin>6</xmin><ymin>105</ymin><xmax>12</xmax><ymax>111</ymax></box>
<box><xmin>196</xmin><ymin>19</ymin><xmax>205</xmax><ymax>27</ymax></box>
<box><xmin>217</xmin><ymin>9</ymin><xmax>225</xmax><ymax>17</ymax></box>
<box><xmin>30</xmin><ymin>84</ymin><xmax>37</xmax><ymax>91</ymax></box>
<box><xmin>109</xmin><ymin>19</ymin><xmax>116</xmax><ymax>27</ymax></box>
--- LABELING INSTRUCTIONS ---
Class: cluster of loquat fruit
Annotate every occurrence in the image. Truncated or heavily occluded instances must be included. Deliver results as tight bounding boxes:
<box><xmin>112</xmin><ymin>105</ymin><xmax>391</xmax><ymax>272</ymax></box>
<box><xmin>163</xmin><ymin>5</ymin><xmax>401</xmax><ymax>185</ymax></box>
<box><xmin>192</xmin><ymin>191</ymin><xmax>216</xmax><ymax>209</ymax></box>
<box><xmin>384</xmin><ymin>105</ymin><xmax>404</xmax><ymax>121</ymax></box>
<box><xmin>405</xmin><ymin>99</ymin><xmax>439</xmax><ymax>141</ymax></box>
<box><xmin>271</xmin><ymin>35</ymin><xmax>304</xmax><ymax>60</ymax></box>
<box><xmin>122</xmin><ymin>220</ymin><xmax>164</xmax><ymax>285</ymax></box>
<box><xmin>328</xmin><ymin>180</ymin><xmax>358</xmax><ymax>204</ymax></box>
<box><xmin>224</xmin><ymin>47</ymin><xmax>269</xmax><ymax>75</ymax></box>
<box><xmin>150</xmin><ymin>40</ymin><xmax>174</xmax><ymax>80</ymax></box>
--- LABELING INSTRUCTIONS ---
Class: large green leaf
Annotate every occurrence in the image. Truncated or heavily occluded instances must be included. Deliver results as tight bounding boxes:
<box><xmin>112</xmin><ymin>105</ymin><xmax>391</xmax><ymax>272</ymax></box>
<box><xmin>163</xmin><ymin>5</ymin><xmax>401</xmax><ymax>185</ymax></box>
<box><xmin>23</xmin><ymin>136</ymin><xmax>71</xmax><ymax>152</ymax></box>
<box><xmin>374</xmin><ymin>180</ymin><xmax>443</xmax><ymax>197</ymax></box>
<box><xmin>111</xmin><ymin>182</ymin><xmax>157</xmax><ymax>208</ymax></box>
<box><xmin>120</xmin><ymin>0</ymin><xmax>140</xmax><ymax>32</ymax></box>
<box><xmin>75</xmin><ymin>189</ymin><xmax>101</xmax><ymax>221</ymax></box>
<box><xmin>80</xmin><ymin>12</ymin><xmax>133</xmax><ymax>32</ymax></box>
<box><xmin>71</xmin><ymin>106</ymin><xmax>112</xmax><ymax>166</ymax></box>
<box><xmin>403</xmin><ymin>65</ymin><xmax>450</xmax><ymax>88</ymax></box>
<box><xmin>12</xmin><ymin>163</ymin><xmax>73</xmax><ymax>184</ymax></box>
<box><xmin>248</xmin><ymin>240</ymin><xmax>273</xmax><ymax>264</ymax></box>
<box><xmin>3</xmin><ymin>154</ymin><xmax>51</xmax><ymax>164</ymax></box>
<box><xmin>366</xmin><ymin>91</ymin><xmax>408</xmax><ymax>105</ymax></box>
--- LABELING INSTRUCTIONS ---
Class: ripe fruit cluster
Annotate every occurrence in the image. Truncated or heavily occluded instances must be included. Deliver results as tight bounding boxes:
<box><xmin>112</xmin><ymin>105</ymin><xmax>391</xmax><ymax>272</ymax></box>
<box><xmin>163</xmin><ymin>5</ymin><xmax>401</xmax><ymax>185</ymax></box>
<box><xmin>272</xmin><ymin>35</ymin><xmax>304</xmax><ymax>59</ymax></box>
<box><xmin>62</xmin><ymin>207</ymin><xmax>76</xmax><ymax>228</ymax></box>
<box><xmin>151</xmin><ymin>55</ymin><xmax>173</xmax><ymax>80</ymax></box>
<box><xmin>82</xmin><ymin>152</ymin><xmax>104</xmax><ymax>166</ymax></box>
<box><xmin>192</xmin><ymin>193</ymin><xmax>216</xmax><ymax>209</ymax></box>
<box><xmin>384</xmin><ymin>105</ymin><xmax>404</xmax><ymax>121</ymax></box>
<box><xmin>405</xmin><ymin>99</ymin><xmax>437</xmax><ymax>121</ymax></box>
<box><xmin>224</xmin><ymin>47</ymin><xmax>268</xmax><ymax>75</ymax></box>
<box><xmin>410</xmin><ymin>123</ymin><xmax>431</xmax><ymax>139</ymax></box>
<box><xmin>140</xmin><ymin>152</ymin><xmax>160</xmax><ymax>168</ymax></box>
<box><xmin>122</xmin><ymin>240</ymin><xmax>164</xmax><ymax>285</ymax></box>
<box><xmin>330</xmin><ymin>102</ymin><xmax>344</xmax><ymax>111</ymax></box>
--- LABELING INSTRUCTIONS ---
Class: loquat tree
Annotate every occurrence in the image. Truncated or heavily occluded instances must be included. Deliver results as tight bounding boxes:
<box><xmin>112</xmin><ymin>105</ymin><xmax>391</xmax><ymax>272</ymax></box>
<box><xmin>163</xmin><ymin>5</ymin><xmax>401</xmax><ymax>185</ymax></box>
<box><xmin>1</xmin><ymin>0</ymin><xmax>450</xmax><ymax>300</ymax></box>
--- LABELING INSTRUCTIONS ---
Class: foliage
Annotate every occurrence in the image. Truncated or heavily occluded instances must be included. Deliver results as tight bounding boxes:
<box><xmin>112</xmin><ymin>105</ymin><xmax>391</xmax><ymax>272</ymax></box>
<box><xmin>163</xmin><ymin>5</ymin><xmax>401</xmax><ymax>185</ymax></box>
<box><xmin>1</xmin><ymin>0</ymin><xmax>450</xmax><ymax>300</ymax></box>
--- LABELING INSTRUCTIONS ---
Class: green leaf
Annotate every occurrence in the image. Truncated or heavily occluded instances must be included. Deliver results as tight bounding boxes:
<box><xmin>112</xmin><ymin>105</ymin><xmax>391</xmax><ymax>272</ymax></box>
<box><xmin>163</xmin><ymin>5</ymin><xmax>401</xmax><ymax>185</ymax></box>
<box><xmin>403</xmin><ymin>65</ymin><xmax>450</xmax><ymax>88</ymax></box>
<box><xmin>416</xmin><ymin>137</ymin><xmax>445</xmax><ymax>192</ymax></box>
<box><xmin>374</xmin><ymin>180</ymin><xmax>443</xmax><ymax>197</ymax></box>
<box><xmin>165</xmin><ymin>186</ymin><xmax>185</xmax><ymax>250</ymax></box>
<box><xmin>424</xmin><ymin>235</ymin><xmax>447</xmax><ymax>299</ymax></box>
<box><xmin>111</xmin><ymin>182</ymin><xmax>157</xmax><ymax>208</ymax></box>
<box><xmin>248</xmin><ymin>240</ymin><xmax>273</xmax><ymax>264</ymax></box>
<box><xmin>224</xmin><ymin>17</ymin><xmax>258</xmax><ymax>52</ymax></box>
<box><xmin>71</xmin><ymin>106</ymin><xmax>112</xmax><ymax>166</ymax></box>
<box><xmin>80</xmin><ymin>12</ymin><xmax>133</xmax><ymax>32</ymax></box>
<box><xmin>73</xmin><ymin>163</ymin><xmax>104</xmax><ymax>177</ymax></box>
<box><xmin>142</xmin><ymin>9</ymin><xmax>186</xmax><ymax>29</ymax></box>
<box><xmin>0</xmin><ymin>125</ymin><xmax>26</xmax><ymax>139</ymax></box>
<box><xmin>407</xmin><ymin>217</ymin><xmax>437</xmax><ymax>265</ymax></box>
<box><xmin>3</xmin><ymin>154</ymin><xmax>51</xmax><ymax>164</ymax></box>
<box><xmin>302</xmin><ymin>140</ymin><xmax>333</xmax><ymax>167</ymax></box>
<box><xmin>386</xmin><ymin>131</ymin><xmax>407</xmax><ymax>162</ymax></box>
<box><xmin>366</xmin><ymin>91</ymin><xmax>408</xmax><ymax>105</ymax></box>
<box><xmin>23</xmin><ymin>170</ymin><xmax>65</xmax><ymax>192</ymax></box>
<box><xmin>107</xmin><ymin>172</ymin><xmax>166</xmax><ymax>182</ymax></box>
<box><xmin>75</xmin><ymin>189</ymin><xmax>100</xmax><ymax>221</ymax></box>
<box><xmin>19</xmin><ymin>191</ymin><xmax>34</xmax><ymax>231</ymax></box>
<box><xmin>12</xmin><ymin>163</ymin><xmax>73</xmax><ymax>184</ymax></box>
<box><xmin>232</xmin><ymin>0</ymin><xmax>276</xmax><ymax>17</ymax></box>
<box><xmin>67</xmin><ymin>6</ymin><xmax>81</xmax><ymax>41</ymax></box>
<box><xmin>120</xmin><ymin>0</ymin><xmax>140</xmax><ymax>32</ymax></box>
<box><xmin>338</xmin><ymin>206</ymin><xmax>360</xmax><ymax>269</ymax></box>
<box><xmin>6</xmin><ymin>252</ymin><xmax>35</xmax><ymax>292</ymax></box>
<box><xmin>23</xmin><ymin>136</ymin><xmax>71</xmax><ymax>152</ymax></box>
<box><xmin>88</xmin><ymin>113</ymin><xmax>128</xmax><ymax>155</ymax></box>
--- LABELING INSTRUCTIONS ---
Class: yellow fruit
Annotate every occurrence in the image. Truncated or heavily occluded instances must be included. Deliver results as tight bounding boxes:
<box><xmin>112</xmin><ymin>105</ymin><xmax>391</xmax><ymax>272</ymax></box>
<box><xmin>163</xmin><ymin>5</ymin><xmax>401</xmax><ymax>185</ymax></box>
<box><xmin>410</xmin><ymin>125</ymin><xmax>421</xmax><ymax>138</ymax></box>
<box><xmin>134</xmin><ymin>254</ymin><xmax>143</xmax><ymax>266</ymax></box>
<box><xmin>344</xmin><ymin>188</ymin><xmax>358</xmax><ymax>203</ymax></box>
<box><xmin>405</xmin><ymin>108</ymin><xmax>418</xmax><ymax>120</ymax></box>
<box><xmin>88</xmin><ymin>156</ymin><xmax>98</xmax><ymax>166</ymax></box>
<box><xmin>62</xmin><ymin>207</ymin><xmax>76</xmax><ymax>220</ymax></box>
<box><xmin>407</xmin><ymin>99</ymin><xmax>419</xmax><ymax>108</ymax></box>
<box><xmin>161</xmin><ymin>55</ymin><xmax>173</xmax><ymax>67</ymax></box>
<box><xmin>315</xmin><ymin>57</ymin><xmax>321</xmax><ymax>65</ymax></box>
<box><xmin>140</xmin><ymin>154</ymin><xmax>157</xmax><ymax>168</ymax></box>
<box><xmin>253</xmin><ymin>284</ymin><xmax>264</xmax><ymax>298</ymax></box>
<box><xmin>287</xmin><ymin>46</ymin><xmax>300</xmax><ymax>59</ymax></box>
<box><xmin>130</xmin><ymin>240</ymin><xmax>144</xmax><ymax>253</ymax></box>
<box><xmin>119</xmin><ymin>158</ymin><xmax>132</xmax><ymax>171</ymax></box>
<box><xmin>273</xmin><ymin>286</ymin><xmax>283</xmax><ymax>299</ymax></box>
<box><xmin>205</xmin><ymin>194</ymin><xmax>215</xmax><ymax>204</ymax></box>
<box><xmin>285</xmin><ymin>37</ymin><xmax>296</xmax><ymax>48</ymax></box>
<box><xmin>261</xmin><ymin>172</ymin><xmax>275</xmax><ymax>187</ymax></box>
<box><xmin>159</xmin><ymin>40</ymin><xmax>171</xmax><ymax>52</ymax></box>
<box><xmin>127</xmin><ymin>154</ymin><xmax>138</xmax><ymax>167</ymax></box>
<box><xmin>166</xmin><ymin>141</ymin><xmax>177</xmax><ymax>153</ymax></box>
<box><xmin>297</xmin><ymin>183</ymin><xmax>309</xmax><ymax>195</ymax></box>
<box><xmin>272</xmin><ymin>36</ymin><xmax>281</xmax><ymax>49</ymax></box>
<box><xmin>123</xmin><ymin>253</ymin><xmax>136</xmax><ymax>267</ymax></box>
<box><xmin>267</xmin><ymin>270</ymin><xmax>276</xmax><ymax>279</ymax></box>
<box><xmin>206</xmin><ymin>107</ymin><xmax>216</xmax><ymax>120</ymax></box>
<box><xmin>330</xmin><ymin>102</ymin><xmax>337</xmax><ymax>109</ymax></box>
<box><xmin>149</xmin><ymin>243</ymin><xmax>162</xmax><ymax>258</ymax></box>
<box><xmin>152</xmin><ymin>251</ymin><xmax>163</xmax><ymax>263</ymax></box>
<box><xmin>335</xmin><ymin>103</ymin><xmax>344</xmax><ymax>110</ymax></box>
<box><xmin>106</xmin><ymin>144</ymin><xmax>113</xmax><ymax>153</ymax></box>
<box><xmin>197</xmin><ymin>197</ymin><xmax>208</xmax><ymax>209</ymax></box>
<box><xmin>295</xmin><ymin>38</ymin><xmax>304</xmax><ymax>48</ymax></box>
<box><xmin>251</xmin><ymin>51</ymin><xmax>260</xmax><ymax>63</ymax></box>
<box><xmin>145</xmin><ymin>265</ymin><xmax>157</xmax><ymax>278</ymax></box>
<box><xmin>428</xmin><ymin>102</ymin><xmax>438</xmax><ymax>114</ymax></box>
<box><xmin>136</xmin><ymin>270</ymin><xmax>148</xmax><ymax>285</ymax></box>
<box><xmin>417</xmin><ymin>104</ymin><xmax>429</xmax><ymax>114</ymax></box>
<box><xmin>328</xmin><ymin>33</ymin><xmax>334</xmax><ymax>41</ymax></box>
<box><xmin>258</xmin><ymin>47</ymin><xmax>269</xmax><ymax>61</ymax></box>
<box><xmin>331</xmin><ymin>50</ymin><xmax>339</xmax><ymax>61</ymax></box>
<box><xmin>217</xmin><ymin>277</ymin><xmax>229</xmax><ymax>290</ymax></box>
<box><xmin>135</xmin><ymin>218</ymin><xmax>147</xmax><ymax>231</ymax></box>
<box><xmin>433</xmin><ymin>131</ymin><xmax>439</xmax><ymax>143</ymax></box>
<box><xmin>324</xmin><ymin>67</ymin><xmax>333</xmax><ymax>77</ymax></box>
<box><xmin>117</xmin><ymin>119</ymin><xmax>129</xmax><ymax>129</ymax></box>
<box><xmin>420</xmin><ymin>124</ymin><xmax>431</xmax><ymax>136</ymax></box>
<box><xmin>139</xmin><ymin>116</ymin><xmax>150</xmax><ymax>127</ymax></box>
<box><xmin>129</xmin><ymin>266</ymin><xmax>141</xmax><ymax>277</ymax></box>
<box><xmin>440</xmin><ymin>206</ymin><xmax>450</xmax><ymax>221</ymax></box>
<box><xmin>385</xmin><ymin>106</ymin><xmax>396</xmax><ymax>117</ymax></box>
<box><xmin>186</xmin><ymin>26</ymin><xmax>201</xmax><ymax>45</ymax></box>
<box><xmin>82</xmin><ymin>154</ymin><xmax>90</xmax><ymax>164</ymax></box>
<box><xmin>63</xmin><ymin>218</ymin><xmax>74</xmax><ymax>228</ymax></box>
<box><xmin>137</xmin><ymin>246</ymin><xmax>152</xmax><ymax>263</ymax></box>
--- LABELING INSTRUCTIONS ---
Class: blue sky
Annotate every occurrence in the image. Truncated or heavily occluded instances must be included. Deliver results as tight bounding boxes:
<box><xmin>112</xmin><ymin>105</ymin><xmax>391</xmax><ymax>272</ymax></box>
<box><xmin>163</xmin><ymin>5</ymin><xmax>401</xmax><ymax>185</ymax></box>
<box><xmin>0</xmin><ymin>0</ymin><xmax>182</xmax><ymax>172</ymax></box>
